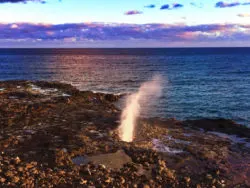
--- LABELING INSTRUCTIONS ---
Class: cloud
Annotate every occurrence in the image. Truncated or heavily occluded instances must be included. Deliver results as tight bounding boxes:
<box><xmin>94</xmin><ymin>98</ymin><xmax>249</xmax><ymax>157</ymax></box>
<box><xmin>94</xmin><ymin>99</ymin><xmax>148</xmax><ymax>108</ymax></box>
<box><xmin>238</xmin><ymin>13</ymin><xmax>250</xmax><ymax>17</ymax></box>
<box><xmin>160</xmin><ymin>3</ymin><xmax>184</xmax><ymax>10</ymax></box>
<box><xmin>215</xmin><ymin>1</ymin><xmax>240</xmax><ymax>8</ymax></box>
<box><xmin>145</xmin><ymin>4</ymin><xmax>155</xmax><ymax>8</ymax></box>
<box><xmin>0</xmin><ymin>22</ymin><xmax>249</xmax><ymax>44</ymax></box>
<box><xmin>0</xmin><ymin>0</ymin><xmax>45</xmax><ymax>3</ymax></box>
<box><xmin>242</xmin><ymin>2</ymin><xmax>250</xmax><ymax>5</ymax></box>
<box><xmin>160</xmin><ymin>4</ymin><xmax>170</xmax><ymax>10</ymax></box>
<box><xmin>190</xmin><ymin>2</ymin><xmax>204</xmax><ymax>8</ymax></box>
<box><xmin>124</xmin><ymin>10</ymin><xmax>143</xmax><ymax>15</ymax></box>
<box><xmin>215</xmin><ymin>1</ymin><xmax>250</xmax><ymax>8</ymax></box>
<box><xmin>173</xmin><ymin>3</ymin><xmax>184</xmax><ymax>8</ymax></box>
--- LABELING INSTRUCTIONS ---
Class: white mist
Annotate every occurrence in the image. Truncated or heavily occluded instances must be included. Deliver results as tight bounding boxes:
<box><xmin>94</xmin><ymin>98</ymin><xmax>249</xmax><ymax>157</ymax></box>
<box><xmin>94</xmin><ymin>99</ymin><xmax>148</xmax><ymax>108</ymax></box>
<box><xmin>118</xmin><ymin>75</ymin><xmax>163</xmax><ymax>142</ymax></box>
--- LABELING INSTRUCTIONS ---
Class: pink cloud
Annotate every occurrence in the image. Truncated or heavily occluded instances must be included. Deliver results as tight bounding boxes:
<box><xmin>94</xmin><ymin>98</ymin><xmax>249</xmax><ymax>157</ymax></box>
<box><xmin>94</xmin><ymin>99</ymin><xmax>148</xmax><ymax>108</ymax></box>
<box><xmin>124</xmin><ymin>10</ymin><xmax>143</xmax><ymax>15</ymax></box>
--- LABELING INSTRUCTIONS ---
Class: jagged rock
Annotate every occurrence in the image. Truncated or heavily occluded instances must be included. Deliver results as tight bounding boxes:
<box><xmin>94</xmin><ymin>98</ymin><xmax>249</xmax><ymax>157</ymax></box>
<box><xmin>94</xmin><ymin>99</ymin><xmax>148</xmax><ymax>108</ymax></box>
<box><xmin>12</xmin><ymin>176</ymin><xmax>20</xmax><ymax>183</ymax></box>
<box><xmin>0</xmin><ymin>178</ymin><xmax>6</xmax><ymax>183</ymax></box>
<box><xmin>14</xmin><ymin>156</ymin><xmax>21</xmax><ymax>164</ymax></box>
<box><xmin>0</xmin><ymin>81</ymin><xmax>249</xmax><ymax>187</ymax></box>
<box><xmin>5</xmin><ymin>170</ymin><xmax>14</xmax><ymax>178</ymax></box>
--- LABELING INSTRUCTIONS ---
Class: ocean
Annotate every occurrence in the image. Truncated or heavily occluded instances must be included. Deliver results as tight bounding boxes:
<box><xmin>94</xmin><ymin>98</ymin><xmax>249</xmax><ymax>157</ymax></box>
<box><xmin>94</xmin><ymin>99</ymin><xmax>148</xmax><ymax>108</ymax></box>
<box><xmin>0</xmin><ymin>48</ymin><xmax>250</xmax><ymax>126</ymax></box>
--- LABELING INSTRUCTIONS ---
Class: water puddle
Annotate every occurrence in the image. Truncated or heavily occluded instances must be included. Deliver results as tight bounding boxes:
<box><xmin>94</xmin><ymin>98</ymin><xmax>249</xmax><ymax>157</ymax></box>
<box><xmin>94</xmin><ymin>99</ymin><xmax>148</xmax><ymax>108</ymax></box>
<box><xmin>72</xmin><ymin>150</ymin><xmax>132</xmax><ymax>169</ymax></box>
<box><xmin>71</xmin><ymin>156</ymin><xmax>89</xmax><ymax>166</ymax></box>
<box><xmin>152</xmin><ymin>139</ymin><xmax>183</xmax><ymax>154</ymax></box>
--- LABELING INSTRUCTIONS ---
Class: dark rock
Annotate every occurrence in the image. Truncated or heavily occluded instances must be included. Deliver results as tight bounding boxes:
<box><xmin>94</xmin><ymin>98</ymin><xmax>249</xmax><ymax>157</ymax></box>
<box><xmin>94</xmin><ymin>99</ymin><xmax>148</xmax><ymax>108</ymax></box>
<box><xmin>183</xmin><ymin>119</ymin><xmax>250</xmax><ymax>138</ymax></box>
<box><xmin>0</xmin><ymin>80</ymin><xmax>249</xmax><ymax>187</ymax></box>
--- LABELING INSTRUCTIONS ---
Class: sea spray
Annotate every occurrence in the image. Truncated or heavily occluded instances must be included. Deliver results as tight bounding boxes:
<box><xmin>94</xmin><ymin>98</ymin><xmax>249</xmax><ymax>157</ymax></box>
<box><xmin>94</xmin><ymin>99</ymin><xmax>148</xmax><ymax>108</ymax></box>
<box><xmin>118</xmin><ymin>75</ymin><xmax>163</xmax><ymax>142</ymax></box>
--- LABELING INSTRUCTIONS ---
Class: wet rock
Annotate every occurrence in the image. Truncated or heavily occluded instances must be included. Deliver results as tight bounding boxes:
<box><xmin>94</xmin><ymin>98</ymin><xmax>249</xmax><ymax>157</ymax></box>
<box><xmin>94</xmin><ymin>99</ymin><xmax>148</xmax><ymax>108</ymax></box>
<box><xmin>183</xmin><ymin>119</ymin><xmax>250</xmax><ymax>138</ymax></box>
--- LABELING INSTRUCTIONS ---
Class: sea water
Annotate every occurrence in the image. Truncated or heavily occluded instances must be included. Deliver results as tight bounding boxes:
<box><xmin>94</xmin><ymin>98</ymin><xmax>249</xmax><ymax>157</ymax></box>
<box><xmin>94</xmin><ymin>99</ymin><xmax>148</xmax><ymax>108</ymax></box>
<box><xmin>0</xmin><ymin>48</ymin><xmax>249</xmax><ymax>126</ymax></box>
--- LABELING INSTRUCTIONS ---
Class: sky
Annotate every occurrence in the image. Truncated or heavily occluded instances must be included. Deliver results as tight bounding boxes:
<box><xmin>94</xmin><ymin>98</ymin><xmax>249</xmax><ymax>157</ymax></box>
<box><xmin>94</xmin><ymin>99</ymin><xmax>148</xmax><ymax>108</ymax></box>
<box><xmin>0</xmin><ymin>0</ymin><xmax>250</xmax><ymax>47</ymax></box>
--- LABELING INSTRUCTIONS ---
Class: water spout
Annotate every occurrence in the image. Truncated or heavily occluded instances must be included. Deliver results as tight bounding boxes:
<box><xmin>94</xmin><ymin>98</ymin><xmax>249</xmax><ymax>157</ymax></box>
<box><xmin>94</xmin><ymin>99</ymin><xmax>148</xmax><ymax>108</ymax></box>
<box><xmin>118</xmin><ymin>75</ymin><xmax>163</xmax><ymax>142</ymax></box>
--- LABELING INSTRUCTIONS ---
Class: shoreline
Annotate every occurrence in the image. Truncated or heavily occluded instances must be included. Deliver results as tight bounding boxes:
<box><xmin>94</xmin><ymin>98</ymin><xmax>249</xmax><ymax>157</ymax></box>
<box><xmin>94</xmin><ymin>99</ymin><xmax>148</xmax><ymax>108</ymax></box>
<box><xmin>0</xmin><ymin>80</ymin><xmax>249</xmax><ymax>187</ymax></box>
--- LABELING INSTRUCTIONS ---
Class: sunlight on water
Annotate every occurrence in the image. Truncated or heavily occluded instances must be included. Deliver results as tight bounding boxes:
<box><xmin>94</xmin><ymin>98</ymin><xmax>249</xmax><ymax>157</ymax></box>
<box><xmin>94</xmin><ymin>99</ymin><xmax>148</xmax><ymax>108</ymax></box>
<box><xmin>0</xmin><ymin>49</ymin><xmax>250</xmax><ymax>126</ymax></box>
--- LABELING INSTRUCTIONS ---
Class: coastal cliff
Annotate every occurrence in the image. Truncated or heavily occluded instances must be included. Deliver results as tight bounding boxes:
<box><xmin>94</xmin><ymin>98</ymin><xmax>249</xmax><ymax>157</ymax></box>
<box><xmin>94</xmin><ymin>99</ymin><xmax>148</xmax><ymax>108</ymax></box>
<box><xmin>0</xmin><ymin>81</ymin><xmax>249</xmax><ymax>187</ymax></box>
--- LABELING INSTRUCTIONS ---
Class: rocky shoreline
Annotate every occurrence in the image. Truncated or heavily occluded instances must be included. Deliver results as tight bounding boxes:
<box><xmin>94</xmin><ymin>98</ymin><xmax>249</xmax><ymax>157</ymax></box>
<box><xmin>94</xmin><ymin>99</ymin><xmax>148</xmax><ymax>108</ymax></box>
<box><xmin>0</xmin><ymin>81</ymin><xmax>249</xmax><ymax>187</ymax></box>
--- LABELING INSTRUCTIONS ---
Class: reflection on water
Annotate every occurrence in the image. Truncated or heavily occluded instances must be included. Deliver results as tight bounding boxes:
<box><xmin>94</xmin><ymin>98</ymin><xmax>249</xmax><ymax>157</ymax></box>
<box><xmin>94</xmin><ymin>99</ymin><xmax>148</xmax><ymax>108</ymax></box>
<box><xmin>0</xmin><ymin>51</ymin><xmax>250</xmax><ymax>126</ymax></box>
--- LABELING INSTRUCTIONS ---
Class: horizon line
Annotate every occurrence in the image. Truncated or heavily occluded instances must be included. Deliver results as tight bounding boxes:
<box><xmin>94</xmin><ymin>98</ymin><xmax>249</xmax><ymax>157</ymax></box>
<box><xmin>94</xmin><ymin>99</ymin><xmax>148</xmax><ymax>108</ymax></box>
<box><xmin>1</xmin><ymin>46</ymin><xmax>250</xmax><ymax>49</ymax></box>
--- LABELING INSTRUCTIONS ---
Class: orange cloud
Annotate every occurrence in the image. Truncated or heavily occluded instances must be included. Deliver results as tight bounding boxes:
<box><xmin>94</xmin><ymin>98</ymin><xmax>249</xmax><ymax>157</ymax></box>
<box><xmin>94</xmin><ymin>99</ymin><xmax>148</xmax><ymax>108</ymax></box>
<box><xmin>238</xmin><ymin>13</ymin><xmax>250</xmax><ymax>17</ymax></box>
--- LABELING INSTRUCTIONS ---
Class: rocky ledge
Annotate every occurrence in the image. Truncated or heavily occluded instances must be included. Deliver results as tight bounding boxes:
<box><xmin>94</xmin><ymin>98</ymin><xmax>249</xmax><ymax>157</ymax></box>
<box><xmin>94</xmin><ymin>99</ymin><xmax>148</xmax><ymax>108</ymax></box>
<box><xmin>0</xmin><ymin>81</ymin><xmax>249</xmax><ymax>187</ymax></box>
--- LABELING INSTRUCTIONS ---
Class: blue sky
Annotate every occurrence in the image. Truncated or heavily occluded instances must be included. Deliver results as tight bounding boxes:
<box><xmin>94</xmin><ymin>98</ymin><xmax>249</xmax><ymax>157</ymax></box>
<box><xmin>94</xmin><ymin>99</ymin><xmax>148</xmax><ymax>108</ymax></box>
<box><xmin>0</xmin><ymin>0</ymin><xmax>250</xmax><ymax>47</ymax></box>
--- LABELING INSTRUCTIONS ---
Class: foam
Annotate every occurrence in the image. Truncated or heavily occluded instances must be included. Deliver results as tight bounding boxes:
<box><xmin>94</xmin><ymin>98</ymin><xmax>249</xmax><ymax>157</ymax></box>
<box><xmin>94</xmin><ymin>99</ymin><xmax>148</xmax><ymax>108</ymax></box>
<box><xmin>165</xmin><ymin>135</ymin><xmax>191</xmax><ymax>145</ymax></box>
<box><xmin>29</xmin><ymin>84</ymin><xmax>70</xmax><ymax>97</ymax></box>
<box><xmin>29</xmin><ymin>84</ymin><xmax>58</xmax><ymax>95</ymax></box>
